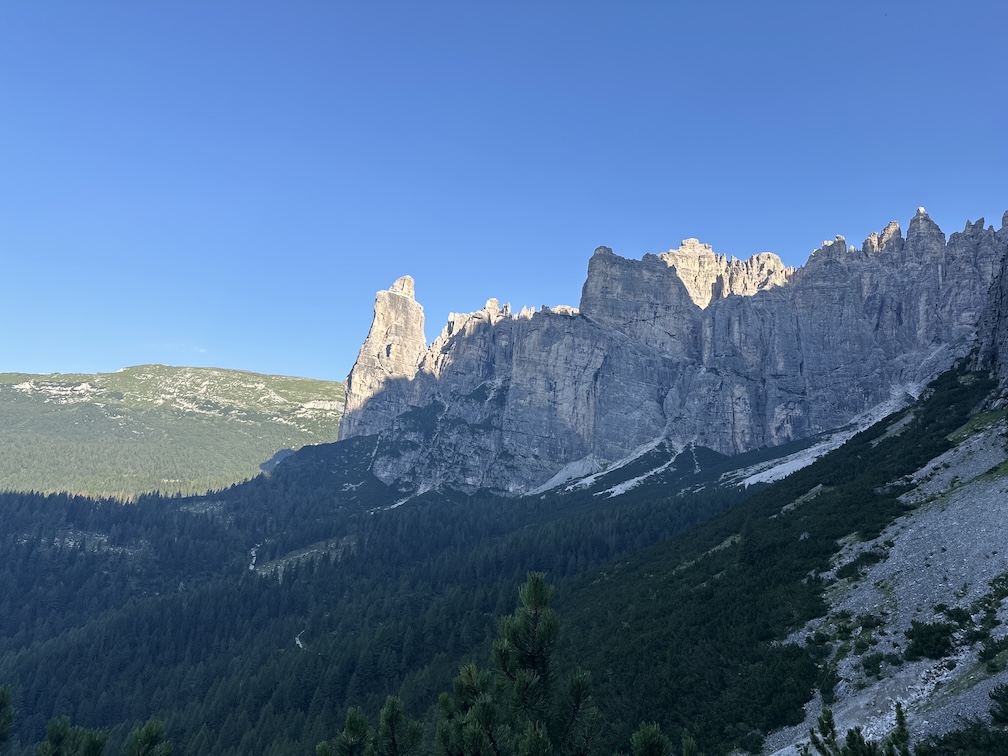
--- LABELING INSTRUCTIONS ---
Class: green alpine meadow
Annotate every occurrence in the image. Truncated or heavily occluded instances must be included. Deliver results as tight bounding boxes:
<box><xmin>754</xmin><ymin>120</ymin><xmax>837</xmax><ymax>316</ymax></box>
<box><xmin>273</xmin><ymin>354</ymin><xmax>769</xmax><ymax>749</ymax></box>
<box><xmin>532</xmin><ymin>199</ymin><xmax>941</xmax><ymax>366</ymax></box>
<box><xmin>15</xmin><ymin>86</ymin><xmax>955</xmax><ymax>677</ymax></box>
<box><xmin>0</xmin><ymin>365</ymin><xmax>344</xmax><ymax>499</ymax></box>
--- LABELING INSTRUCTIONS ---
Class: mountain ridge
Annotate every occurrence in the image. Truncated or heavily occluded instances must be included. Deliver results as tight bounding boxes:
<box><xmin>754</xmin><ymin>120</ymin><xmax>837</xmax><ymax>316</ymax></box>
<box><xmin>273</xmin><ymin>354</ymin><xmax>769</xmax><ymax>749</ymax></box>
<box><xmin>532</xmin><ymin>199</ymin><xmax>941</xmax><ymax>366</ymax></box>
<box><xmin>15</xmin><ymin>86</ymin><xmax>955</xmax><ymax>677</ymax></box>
<box><xmin>0</xmin><ymin>364</ymin><xmax>344</xmax><ymax>498</ymax></box>
<box><xmin>341</xmin><ymin>208</ymin><xmax>1007</xmax><ymax>494</ymax></box>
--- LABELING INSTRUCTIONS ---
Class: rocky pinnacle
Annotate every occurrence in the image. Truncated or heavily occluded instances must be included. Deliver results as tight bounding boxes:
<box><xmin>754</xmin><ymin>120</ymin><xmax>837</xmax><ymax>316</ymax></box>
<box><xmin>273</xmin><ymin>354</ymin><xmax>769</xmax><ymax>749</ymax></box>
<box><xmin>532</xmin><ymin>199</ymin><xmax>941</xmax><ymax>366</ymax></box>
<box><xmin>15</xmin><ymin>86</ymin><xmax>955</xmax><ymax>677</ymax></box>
<box><xmin>338</xmin><ymin>275</ymin><xmax>426</xmax><ymax>439</ymax></box>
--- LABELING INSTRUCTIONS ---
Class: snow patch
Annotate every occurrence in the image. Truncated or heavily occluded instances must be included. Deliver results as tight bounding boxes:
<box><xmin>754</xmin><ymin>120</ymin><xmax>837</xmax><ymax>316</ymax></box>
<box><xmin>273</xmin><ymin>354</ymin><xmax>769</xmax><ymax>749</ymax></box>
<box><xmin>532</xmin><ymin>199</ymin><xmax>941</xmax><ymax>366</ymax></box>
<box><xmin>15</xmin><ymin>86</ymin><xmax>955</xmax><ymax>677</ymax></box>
<box><xmin>595</xmin><ymin>458</ymin><xmax>677</xmax><ymax>498</ymax></box>
<box><xmin>568</xmin><ymin>437</ymin><xmax>677</xmax><ymax>492</ymax></box>
<box><xmin>370</xmin><ymin>485</ymin><xmax>433</xmax><ymax>513</ymax></box>
<box><xmin>728</xmin><ymin>385</ymin><xmax>922</xmax><ymax>487</ymax></box>
<box><xmin>527</xmin><ymin>455</ymin><xmax>604</xmax><ymax>495</ymax></box>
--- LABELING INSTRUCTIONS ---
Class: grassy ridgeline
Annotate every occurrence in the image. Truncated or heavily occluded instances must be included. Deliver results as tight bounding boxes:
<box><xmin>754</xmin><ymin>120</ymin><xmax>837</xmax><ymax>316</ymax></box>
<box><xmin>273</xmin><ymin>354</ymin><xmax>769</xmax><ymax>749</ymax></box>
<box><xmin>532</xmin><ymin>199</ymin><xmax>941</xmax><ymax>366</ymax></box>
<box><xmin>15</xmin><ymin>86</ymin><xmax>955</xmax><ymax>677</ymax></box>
<box><xmin>0</xmin><ymin>365</ymin><xmax>344</xmax><ymax>499</ymax></box>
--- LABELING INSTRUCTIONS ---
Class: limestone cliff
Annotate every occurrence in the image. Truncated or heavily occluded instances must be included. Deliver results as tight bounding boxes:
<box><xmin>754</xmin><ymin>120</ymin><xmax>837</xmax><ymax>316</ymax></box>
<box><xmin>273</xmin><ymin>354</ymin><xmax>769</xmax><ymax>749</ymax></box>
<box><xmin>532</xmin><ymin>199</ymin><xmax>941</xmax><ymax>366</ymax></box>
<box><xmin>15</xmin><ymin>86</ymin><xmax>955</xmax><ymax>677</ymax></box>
<box><xmin>974</xmin><ymin>211</ymin><xmax>1008</xmax><ymax>387</ymax></box>
<box><xmin>339</xmin><ymin>275</ymin><xmax>426</xmax><ymax>439</ymax></box>
<box><xmin>340</xmin><ymin>209</ymin><xmax>1007</xmax><ymax>493</ymax></box>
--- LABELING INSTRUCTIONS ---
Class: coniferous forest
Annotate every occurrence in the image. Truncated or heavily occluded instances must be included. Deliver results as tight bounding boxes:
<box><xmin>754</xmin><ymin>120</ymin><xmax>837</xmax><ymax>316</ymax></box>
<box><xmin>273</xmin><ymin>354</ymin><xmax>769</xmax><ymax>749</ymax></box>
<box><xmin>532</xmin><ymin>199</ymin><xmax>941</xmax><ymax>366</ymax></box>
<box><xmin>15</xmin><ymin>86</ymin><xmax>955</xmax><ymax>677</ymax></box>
<box><xmin>2</xmin><ymin>365</ymin><xmax>1008</xmax><ymax>755</ymax></box>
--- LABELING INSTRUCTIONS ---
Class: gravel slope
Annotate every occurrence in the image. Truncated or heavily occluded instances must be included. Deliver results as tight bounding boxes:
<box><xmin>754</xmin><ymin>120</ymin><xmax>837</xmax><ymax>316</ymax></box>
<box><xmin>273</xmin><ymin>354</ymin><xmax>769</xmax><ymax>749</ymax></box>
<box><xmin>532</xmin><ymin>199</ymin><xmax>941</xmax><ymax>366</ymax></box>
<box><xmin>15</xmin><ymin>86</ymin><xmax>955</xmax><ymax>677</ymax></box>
<box><xmin>766</xmin><ymin>420</ymin><xmax>1008</xmax><ymax>753</ymax></box>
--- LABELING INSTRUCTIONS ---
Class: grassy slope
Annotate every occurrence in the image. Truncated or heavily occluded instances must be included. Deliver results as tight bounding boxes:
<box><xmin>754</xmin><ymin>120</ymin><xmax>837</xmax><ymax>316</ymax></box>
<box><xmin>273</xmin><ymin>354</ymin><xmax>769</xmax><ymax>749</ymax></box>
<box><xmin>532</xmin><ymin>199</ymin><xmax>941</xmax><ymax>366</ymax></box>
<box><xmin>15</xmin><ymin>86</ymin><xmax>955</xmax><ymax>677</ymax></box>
<box><xmin>0</xmin><ymin>365</ymin><xmax>344</xmax><ymax>498</ymax></box>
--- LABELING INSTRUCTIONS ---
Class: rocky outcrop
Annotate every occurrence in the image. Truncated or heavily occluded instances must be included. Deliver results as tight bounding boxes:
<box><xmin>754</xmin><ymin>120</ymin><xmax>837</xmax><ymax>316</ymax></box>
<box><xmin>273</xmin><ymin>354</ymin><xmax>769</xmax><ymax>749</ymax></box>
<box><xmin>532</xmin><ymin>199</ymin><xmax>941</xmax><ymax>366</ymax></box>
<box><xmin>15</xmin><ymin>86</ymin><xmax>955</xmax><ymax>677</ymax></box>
<box><xmin>657</xmin><ymin>239</ymin><xmax>794</xmax><ymax>308</ymax></box>
<box><xmin>340</xmin><ymin>210</ymin><xmax>1007</xmax><ymax>493</ymax></box>
<box><xmin>339</xmin><ymin>276</ymin><xmax>426</xmax><ymax>438</ymax></box>
<box><xmin>974</xmin><ymin>211</ymin><xmax>1008</xmax><ymax>387</ymax></box>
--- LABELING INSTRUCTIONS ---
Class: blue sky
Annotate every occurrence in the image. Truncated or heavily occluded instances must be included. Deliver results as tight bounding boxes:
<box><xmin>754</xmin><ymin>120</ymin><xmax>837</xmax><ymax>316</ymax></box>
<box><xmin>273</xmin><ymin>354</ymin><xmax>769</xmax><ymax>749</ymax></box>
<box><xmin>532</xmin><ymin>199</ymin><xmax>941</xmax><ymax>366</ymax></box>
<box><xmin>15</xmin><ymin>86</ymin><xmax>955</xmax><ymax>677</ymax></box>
<box><xmin>2</xmin><ymin>2</ymin><xmax>1006</xmax><ymax>382</ymax></box>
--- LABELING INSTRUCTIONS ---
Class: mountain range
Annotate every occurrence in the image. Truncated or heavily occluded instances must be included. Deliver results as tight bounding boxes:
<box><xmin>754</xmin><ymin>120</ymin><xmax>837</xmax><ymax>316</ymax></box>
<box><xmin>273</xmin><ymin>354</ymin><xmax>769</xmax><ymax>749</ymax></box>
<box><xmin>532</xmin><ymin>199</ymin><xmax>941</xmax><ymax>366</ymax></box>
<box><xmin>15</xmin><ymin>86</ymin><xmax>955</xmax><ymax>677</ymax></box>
<box><xmin>341</xmin><ymin>208</ymin><xmax>1007</xmax><ymax>495</ymax></box>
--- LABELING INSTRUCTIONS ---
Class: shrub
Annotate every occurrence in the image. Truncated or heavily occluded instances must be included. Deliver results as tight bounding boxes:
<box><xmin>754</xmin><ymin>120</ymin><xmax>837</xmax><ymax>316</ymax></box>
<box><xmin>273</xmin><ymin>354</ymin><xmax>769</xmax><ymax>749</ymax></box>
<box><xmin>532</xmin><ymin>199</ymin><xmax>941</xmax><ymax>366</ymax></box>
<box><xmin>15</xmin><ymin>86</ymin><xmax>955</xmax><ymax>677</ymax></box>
<box><xmin>862</xmin><ymin>652</ymin><xmax>884</xmax><ymax>677</ymax></box>
<box><xmin>904</xmin><ymin>620</ymin><xmax>955</xmax><ymax>661</ymax></box>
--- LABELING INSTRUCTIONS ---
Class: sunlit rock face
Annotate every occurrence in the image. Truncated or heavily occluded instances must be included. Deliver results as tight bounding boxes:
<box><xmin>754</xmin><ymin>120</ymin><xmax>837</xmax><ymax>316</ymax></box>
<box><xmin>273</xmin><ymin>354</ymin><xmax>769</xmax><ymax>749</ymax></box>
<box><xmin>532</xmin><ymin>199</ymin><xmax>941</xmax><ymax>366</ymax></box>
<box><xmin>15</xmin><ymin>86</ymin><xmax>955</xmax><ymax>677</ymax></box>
<box><xmin>338</xmin><ymin>276</ymin><xmax>427</xmax><ymax>439</ymax></box>
<box><xmin>341</xmin><ymin>209</ymin><xmax>1007</xmax><ymax>494</ymax></box>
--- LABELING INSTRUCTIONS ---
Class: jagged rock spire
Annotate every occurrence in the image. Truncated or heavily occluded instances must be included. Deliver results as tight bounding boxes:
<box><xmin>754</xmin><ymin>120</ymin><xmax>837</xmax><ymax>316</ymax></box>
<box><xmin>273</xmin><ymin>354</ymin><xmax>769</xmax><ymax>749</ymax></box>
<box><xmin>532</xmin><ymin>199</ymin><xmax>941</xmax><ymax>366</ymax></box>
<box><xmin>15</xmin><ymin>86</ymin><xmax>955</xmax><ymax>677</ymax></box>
<box><xmin>339</xmin><ymin>276</ymin><xmax>427</xmax><ymax>439</ymax></box>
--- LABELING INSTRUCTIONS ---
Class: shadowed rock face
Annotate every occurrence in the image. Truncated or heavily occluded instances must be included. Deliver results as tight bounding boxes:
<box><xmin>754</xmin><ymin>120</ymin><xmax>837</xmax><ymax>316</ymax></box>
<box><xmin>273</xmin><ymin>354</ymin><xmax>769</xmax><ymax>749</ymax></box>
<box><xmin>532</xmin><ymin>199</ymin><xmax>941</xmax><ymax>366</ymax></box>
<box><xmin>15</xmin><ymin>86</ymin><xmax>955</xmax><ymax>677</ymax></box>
<box><xmin>341</xmin><ymin>210</ymin><xmax>1008</xmax><ymax>494</ymax></box>
<box><xmin>974</xmin><ymin>212</ymin><xmax>1008</xmax><ymax>388</ymax></box>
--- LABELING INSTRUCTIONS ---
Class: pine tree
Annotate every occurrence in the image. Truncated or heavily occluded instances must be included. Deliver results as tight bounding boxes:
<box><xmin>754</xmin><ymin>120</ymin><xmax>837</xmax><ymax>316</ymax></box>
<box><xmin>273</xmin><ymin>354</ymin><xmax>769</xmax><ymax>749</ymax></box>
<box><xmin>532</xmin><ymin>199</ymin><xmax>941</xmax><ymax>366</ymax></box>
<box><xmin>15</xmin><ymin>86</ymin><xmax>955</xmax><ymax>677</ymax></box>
<box><xmin>317</xmin><ymin>707</ymin><xmax>373</xmax><ymax>756</ymax></box>
<box><xmin>318</xmin><ymin>698</ymin><xmax>423</xmax><ymax>756</ymax></box>
<box><xmin>434</xmin><ymin>665</ymin><xmax>503</xmax><ymax>756</ymax></box>
<box><xmin>375</xmin><ymin>697</ymin><xmax>424</xmax><ymax>756</ymax></box>
<box><xmin>629</xmin><ymin>723</ymin><xmax>671</xmax><ymax>756</ymax></box>
<box><xmin>990</xmin><ymin>683</ymin><xmax>1008</xmax><ymax>726</ymax></box>
<box><xmin>802</xmin><ymin>704</ymin><xmax>910</xmax><ymax>756</ymax></box>
<box><xmin>35</xmin><ymin>716</ymin><xmax>106</xmax><ymax>756</ymax></box>
<box><xmin>888</xmin><ymin>703</ymin><xmax>910</xmax><ymax>756</ymax></box>
<box><xmin>435</xmin><ymin>573</ymin><xmax>601</xmax><ymax>756</ymax></box>
<box><xmin>493</xmin><ymin>574</ymin><xmax>560</xmax><ymax>721</ymax></box>
<box><xmin>0</xmin><ymin>686</ymin><xmax>13</xmax><ymax>752</ymax></box>
<box><xmin>679</xmin><ymin>733</ymin><xmax>702</xmax><ymax>756</ymax></box>
<box><xmin>803</xmin><ymin>709</ymin><xmax>840</xmax><ymax>755</ymax></box>
<box><xmin>122</xmin><ymin>720</ymin><xmax>172</xmax><ymax>756</ymax></box>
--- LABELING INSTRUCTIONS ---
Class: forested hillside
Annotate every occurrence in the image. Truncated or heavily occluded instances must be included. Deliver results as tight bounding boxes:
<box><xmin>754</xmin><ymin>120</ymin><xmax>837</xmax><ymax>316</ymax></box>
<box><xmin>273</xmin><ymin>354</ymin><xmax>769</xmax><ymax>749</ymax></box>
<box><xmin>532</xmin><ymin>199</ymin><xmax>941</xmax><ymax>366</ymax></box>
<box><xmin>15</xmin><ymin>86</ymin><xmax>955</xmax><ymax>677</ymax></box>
<box><xmin>1</xmin><ymin>363</ymin><xmax>1006</xmax><ymax>754</ymax></box>
<box><xmin>0</xmin><ymin>437</ymin><xmax>749</xmax><ymax>753</ymax></box>
<box><xmin>0</xmin><ymin>365</ymin><xmax>343</xmax><ymax>498</ymax></box>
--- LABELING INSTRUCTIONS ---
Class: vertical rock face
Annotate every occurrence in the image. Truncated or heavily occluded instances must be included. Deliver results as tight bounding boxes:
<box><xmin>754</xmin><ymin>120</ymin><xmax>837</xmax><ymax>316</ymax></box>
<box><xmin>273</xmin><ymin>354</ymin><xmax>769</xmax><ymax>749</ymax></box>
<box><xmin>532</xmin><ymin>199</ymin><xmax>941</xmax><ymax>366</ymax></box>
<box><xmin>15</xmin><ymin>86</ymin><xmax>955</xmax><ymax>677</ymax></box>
<box><xmin>339</xmin><ymin>276</ymin><xmax>426</xmax><ymax>439</ymax></box>
<box><xmin>341</xmin><ymin>210</ymin><xmax>1007</xmax><ymax>493</ymax></box>
<box><xmin>974</xmin><ymin>212</ymin><xmax>1008</xmax><ymax>386</ymax></box>
<box><xmin>578</xmin><ymin>242</ymin><xmax>795</xmax><ymax>357</ymax></box>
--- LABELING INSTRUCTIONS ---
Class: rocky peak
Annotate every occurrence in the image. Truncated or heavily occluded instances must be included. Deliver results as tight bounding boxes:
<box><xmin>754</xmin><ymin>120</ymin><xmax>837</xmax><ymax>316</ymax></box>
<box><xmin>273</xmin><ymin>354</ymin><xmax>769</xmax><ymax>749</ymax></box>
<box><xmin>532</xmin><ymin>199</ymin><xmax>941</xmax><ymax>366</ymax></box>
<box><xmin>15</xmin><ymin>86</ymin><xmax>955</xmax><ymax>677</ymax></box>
<box><xmin>906</xmin><ymin>206</ymin><xmax>947</xmax><ymax>256</ymax></box>
<box><xmin>389</xmin><ymin>274</ymin><xmax>416</xmax><ymax>299</ymax></box>
<box><xmin>862</xmin><ymin>221</ymin><xmax>904</xmax><ymax>256</ymax></box>
<box><xmin>880</xmin><ymin>220</ymin><xmax>903</xmax><ymax>250</ymax></box>
<box><xmin>657</xmin><ymin>239</ymin><xmax>793</xmax><ymax>308</ymax></box>
<box><xmin>962</xmin><ymin>217</ymin><xmax>986</xmax><ymax>237</ymax></box>
<box><xmin>339</xmin><ymin>276</ymin><xmax>427</xmax><ymax>438</ymax></box>
<box><xmin>807</xmin><ymin>235</ymin><xmax>852</xmax><ymax>265</ymax></box>
<box><xmin>441</xmin><ymin>298</ymin><xmax>512</xmax><ymax>337</ymax></box>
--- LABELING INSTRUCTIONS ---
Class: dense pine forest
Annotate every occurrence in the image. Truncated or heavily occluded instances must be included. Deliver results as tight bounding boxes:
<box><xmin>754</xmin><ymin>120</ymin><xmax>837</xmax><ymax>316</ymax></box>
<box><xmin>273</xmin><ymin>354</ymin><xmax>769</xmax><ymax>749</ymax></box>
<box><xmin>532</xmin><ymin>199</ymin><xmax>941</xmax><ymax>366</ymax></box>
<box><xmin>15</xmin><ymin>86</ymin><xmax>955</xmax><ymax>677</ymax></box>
<box><xmin>2</xmin><ymin>364</ymin><xmax>1008</xmax><ymax>754</ymax></box>
<box><xmin>0</xmin><ymin>436</ymin><xmax>747</xmax><ymax>753</ymax></box>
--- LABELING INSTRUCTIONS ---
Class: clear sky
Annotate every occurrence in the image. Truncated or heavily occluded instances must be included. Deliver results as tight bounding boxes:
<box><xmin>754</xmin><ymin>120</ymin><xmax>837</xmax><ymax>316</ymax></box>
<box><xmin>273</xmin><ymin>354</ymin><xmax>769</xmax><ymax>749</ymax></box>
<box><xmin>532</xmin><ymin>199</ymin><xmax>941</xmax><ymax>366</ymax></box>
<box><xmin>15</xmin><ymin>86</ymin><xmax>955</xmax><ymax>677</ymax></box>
<box><xmin>2</xmin><ymin>2</ymin><xmax>1006</xmax><ymax>382</ymax></box>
